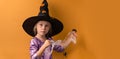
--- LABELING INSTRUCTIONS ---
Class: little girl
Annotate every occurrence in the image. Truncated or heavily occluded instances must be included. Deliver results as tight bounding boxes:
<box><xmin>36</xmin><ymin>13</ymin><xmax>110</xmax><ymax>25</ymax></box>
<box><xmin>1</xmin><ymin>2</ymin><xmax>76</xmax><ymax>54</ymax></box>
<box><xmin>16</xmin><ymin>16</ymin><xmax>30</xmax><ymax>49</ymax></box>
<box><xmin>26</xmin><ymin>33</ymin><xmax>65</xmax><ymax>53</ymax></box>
<box><xmin>22</xmin><ymin>0</ymin><xmax>77</xmax><ymax>59</ymax></box>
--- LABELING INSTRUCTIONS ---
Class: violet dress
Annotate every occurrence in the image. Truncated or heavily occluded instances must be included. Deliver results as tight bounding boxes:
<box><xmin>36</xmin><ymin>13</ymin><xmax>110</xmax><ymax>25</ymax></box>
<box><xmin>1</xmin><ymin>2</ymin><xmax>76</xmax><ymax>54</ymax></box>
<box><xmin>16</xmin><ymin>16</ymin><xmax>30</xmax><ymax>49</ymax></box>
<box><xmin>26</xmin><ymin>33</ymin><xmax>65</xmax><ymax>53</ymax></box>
<box><xmin>30</xmin><ymin>37</ymin><xmax>64</xmax><ymax>59</ymax></box>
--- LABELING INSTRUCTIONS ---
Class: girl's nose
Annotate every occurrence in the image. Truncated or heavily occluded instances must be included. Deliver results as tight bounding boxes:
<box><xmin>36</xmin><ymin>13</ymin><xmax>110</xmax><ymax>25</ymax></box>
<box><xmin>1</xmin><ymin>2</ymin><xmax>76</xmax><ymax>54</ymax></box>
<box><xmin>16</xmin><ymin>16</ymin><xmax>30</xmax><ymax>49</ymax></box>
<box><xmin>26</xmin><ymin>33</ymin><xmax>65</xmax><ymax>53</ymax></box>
<box><xmin>42</xmin><ymin>26</ymin><xmax>46</xmax><ymax>30</ymax></box>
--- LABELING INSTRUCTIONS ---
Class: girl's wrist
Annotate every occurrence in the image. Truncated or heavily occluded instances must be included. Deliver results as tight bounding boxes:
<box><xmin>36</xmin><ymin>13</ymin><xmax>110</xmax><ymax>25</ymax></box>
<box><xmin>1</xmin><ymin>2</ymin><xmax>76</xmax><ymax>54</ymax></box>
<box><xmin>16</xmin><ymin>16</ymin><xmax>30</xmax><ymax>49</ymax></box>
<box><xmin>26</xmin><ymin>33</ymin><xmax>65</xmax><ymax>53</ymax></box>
<box><xmin>42</xmin><ymin>43</ymin><xmax>50</xmax><ymax>48</ymax></box>
<box><xmin>42</xmin><ymin>44</ymin><xmax>47</xmax><ymax>48</ymax></box>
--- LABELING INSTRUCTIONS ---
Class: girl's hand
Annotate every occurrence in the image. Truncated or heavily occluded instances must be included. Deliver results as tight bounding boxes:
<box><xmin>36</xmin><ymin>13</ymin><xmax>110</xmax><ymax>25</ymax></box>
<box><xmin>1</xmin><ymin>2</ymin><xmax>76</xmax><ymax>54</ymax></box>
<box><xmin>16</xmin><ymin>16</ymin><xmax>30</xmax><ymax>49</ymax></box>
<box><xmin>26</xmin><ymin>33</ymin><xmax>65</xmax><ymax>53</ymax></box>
<box><xmin>65</xmin><ymin>30</ymin><xmax>77</xmax><ymax>44</ymax></box>
<box><xmin>67</xmin><ymin>31</ymin><xmax>77</xmax><ymax>39</ymax></box>
<box><xmin>61</xmin><ymin>29</ymin><xmax>77</xmax><ymax>48</ymax></box>
<box><xmin>43</xmin><ymin>40</ymin><xmax>51</xmax><ymax>48</ymax></box>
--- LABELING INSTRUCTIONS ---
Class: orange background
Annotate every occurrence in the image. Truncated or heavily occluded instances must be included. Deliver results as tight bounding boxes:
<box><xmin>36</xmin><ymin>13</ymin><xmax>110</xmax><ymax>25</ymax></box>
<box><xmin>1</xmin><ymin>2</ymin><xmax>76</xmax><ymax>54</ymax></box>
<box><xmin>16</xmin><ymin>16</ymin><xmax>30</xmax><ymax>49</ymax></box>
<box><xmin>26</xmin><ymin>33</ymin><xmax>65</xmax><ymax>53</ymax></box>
<box><xmin>0</xmin><ymin>0</ymin><xmax>120</xmax><ymax>59</ymax></box>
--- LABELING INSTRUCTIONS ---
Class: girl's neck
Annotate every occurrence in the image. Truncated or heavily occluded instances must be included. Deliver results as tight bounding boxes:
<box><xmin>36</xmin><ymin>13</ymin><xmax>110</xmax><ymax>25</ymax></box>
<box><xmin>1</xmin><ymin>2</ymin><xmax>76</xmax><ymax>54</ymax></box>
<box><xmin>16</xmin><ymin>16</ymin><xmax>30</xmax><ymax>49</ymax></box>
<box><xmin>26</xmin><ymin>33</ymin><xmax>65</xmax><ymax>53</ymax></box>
<box><xmin>35</xmin><ymin>34</ymin><xmax>47</xmax><ymax>42</ymax></box>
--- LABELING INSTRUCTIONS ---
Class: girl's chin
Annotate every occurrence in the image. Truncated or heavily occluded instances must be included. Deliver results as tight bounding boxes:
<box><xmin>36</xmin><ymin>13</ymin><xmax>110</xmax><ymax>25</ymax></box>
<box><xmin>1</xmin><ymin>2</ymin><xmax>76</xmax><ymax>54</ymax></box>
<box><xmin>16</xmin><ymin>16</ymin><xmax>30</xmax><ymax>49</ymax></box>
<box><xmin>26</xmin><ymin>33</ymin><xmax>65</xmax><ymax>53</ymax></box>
<box><xmin>38</xmin><ymin>33</ymin><xmax>47</xmax><ymax>36</ymax></box>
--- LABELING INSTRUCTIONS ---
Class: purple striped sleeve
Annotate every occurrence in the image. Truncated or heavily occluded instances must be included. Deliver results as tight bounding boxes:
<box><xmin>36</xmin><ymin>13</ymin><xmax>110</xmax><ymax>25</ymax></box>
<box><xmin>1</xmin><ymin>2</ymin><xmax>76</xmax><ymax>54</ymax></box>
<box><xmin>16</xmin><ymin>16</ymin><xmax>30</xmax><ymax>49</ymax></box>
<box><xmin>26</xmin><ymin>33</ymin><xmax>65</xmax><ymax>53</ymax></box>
<box><xmin>53</xmin><ymin>45</ymin><xmax>64</xmax><ymax>52</ymax></box>
<box><xmin>30</xmin><ymin>39</ymin><xmax>39</xmax><ymax>59</ymax></box>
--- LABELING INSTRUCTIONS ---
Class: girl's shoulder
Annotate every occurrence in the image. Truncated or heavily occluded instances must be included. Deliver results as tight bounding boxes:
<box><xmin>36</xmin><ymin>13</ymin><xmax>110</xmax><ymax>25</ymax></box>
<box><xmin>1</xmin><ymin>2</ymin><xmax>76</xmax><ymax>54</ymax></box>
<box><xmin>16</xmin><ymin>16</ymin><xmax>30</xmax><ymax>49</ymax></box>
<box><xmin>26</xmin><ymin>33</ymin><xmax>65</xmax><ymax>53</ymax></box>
<box><xmin>30</xmin><ymin>37</ymin><xmax>46</xmax><ymax>48</ymax></box>
<box><xmin>30</xmin><ymin>37</ymin><xmax>44</xmax><ymax>45</ymax></box>
<box><xmin>31</xmin><ymin>37</ymin><xmax>44</xmax><ymax>42</ymax></box>
<box><xmin>30</xmin><ymin>37</ymin><xmax>53</xmax><ymax>44</ymax></box>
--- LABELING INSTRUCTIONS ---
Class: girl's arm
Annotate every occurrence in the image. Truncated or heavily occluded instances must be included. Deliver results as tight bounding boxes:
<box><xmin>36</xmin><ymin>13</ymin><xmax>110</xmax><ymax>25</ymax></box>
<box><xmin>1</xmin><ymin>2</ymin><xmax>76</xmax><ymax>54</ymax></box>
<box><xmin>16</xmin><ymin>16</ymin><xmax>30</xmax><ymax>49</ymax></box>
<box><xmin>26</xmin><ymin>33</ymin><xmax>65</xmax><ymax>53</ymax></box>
<box><xmin>36</xmin><ymin>40</ymin><xmax>50</xmax><ymax>57</ymax></box>
<box><xmin>30</xmin><ymin>40</ymin><xmax>51</xmax><ymax>59</ymax></box>
<box><xmin>60</xmin><ymin>30</ymin><xmax>77</xmax><ymax>49</ymax></box>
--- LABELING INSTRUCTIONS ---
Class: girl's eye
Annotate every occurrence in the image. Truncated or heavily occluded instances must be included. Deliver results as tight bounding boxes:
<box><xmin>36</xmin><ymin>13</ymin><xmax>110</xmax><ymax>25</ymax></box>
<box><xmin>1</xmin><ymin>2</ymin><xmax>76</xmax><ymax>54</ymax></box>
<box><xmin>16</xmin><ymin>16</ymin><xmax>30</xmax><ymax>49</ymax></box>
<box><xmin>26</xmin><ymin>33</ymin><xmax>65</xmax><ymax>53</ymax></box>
<box><xmin>45</xmin><ymin>25</ymin><xmax>48</xmax><ymax>27</ymax></box>
<box><xmin>39</xmin><ymin>24</ymin><xmax>43</xmax><ymax>26</ymax></box>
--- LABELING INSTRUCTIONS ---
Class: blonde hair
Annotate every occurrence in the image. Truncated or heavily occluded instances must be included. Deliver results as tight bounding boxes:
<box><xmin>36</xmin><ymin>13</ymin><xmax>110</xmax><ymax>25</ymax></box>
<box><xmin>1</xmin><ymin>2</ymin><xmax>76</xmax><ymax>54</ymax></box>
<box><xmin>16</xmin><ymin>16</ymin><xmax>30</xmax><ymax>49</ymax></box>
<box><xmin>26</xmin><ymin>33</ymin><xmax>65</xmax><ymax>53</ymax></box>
<box><xmin>33</xmin><ymin>24</ymin><xmax>37</xmax><ymax>36</ymax></box>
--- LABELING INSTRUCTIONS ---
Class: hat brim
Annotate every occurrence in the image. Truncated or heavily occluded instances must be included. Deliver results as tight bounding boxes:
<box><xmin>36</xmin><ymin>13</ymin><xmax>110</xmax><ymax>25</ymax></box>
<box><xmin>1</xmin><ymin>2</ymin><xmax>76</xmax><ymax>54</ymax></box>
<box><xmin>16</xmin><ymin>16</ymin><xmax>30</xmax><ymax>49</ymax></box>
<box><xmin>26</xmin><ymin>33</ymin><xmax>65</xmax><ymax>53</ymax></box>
<box><xmin>22</xmin><ymin>16</ymin><xmax>63</xmax><ymax>37</ymax></box>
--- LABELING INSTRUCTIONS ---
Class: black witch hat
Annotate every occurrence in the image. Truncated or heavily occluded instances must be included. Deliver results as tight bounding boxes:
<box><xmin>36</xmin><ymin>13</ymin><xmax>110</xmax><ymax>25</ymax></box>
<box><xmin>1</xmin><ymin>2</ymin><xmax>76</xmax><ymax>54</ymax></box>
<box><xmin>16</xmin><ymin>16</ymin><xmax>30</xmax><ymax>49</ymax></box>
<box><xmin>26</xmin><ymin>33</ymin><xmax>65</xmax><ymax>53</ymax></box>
<box><xmin>22</xmin><ymin>0</ymin><xmax>63</xmax><ymax>37</ymax></box>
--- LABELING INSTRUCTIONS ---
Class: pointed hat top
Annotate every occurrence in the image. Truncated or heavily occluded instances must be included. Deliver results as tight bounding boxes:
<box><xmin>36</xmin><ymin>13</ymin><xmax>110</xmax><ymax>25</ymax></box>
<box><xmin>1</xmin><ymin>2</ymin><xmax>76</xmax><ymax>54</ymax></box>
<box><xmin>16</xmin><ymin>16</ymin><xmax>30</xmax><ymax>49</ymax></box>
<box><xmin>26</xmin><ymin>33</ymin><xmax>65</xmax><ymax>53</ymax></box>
<box><xmin>38</xmin><ymin>0</ymin><xmax>49</xmax><ymax>17</ymax></box>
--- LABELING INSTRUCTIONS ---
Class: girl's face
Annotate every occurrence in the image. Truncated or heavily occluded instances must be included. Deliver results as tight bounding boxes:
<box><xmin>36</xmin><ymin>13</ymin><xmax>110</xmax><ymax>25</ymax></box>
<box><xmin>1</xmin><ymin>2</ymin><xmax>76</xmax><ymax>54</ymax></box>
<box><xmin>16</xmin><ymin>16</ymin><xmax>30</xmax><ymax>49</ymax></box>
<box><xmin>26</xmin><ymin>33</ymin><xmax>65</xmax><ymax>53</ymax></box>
<box><xmin>35</xmin><ymin>20</ymin><xmax>51</xmax><ymax>36</ymax></box>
